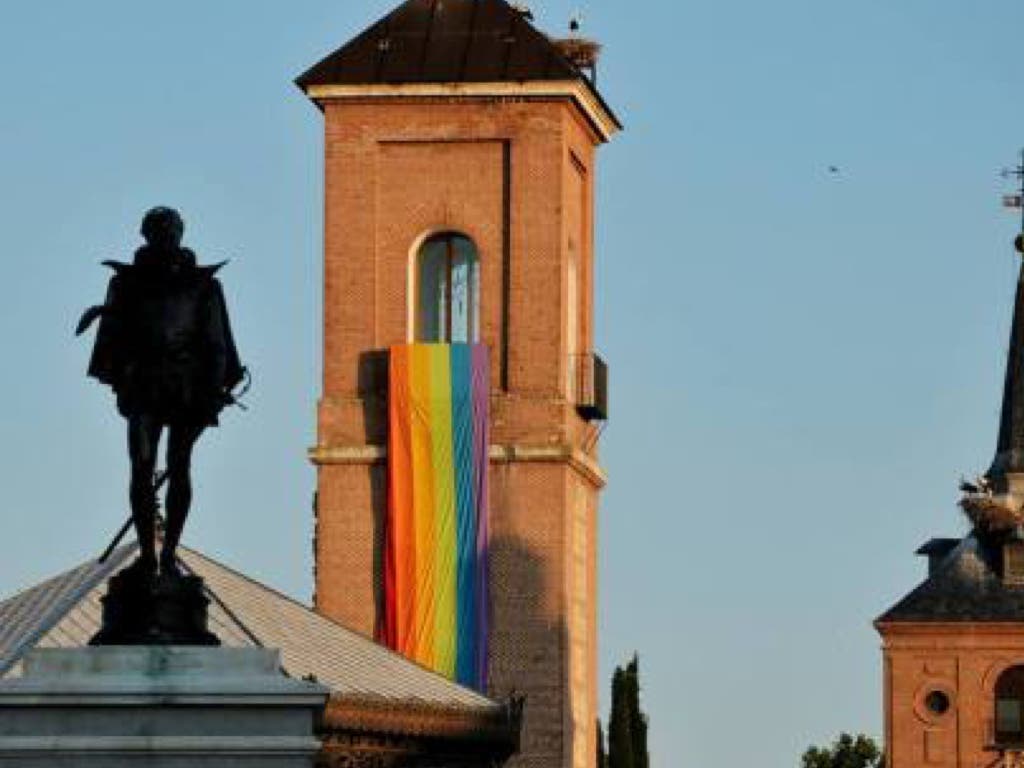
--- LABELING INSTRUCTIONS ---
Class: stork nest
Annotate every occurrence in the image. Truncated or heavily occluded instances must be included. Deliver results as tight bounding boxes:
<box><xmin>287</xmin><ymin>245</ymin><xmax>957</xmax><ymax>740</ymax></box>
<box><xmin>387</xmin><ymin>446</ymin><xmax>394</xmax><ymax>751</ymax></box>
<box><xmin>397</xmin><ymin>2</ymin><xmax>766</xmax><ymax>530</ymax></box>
<box><xmin>960</xmin><ymin>493</ymin><xmax>1024</xmax><ymax>531</ymax></box>
<box><xmin>553</xmin><ymin>38</ymin><xmax>602</xmax><ymax>70</ymax></box>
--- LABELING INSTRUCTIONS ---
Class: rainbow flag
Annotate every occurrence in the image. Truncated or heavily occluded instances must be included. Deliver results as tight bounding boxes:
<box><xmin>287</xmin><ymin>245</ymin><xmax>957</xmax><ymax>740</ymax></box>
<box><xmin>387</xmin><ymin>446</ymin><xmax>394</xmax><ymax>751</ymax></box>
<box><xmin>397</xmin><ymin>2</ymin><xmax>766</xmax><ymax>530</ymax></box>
<box><xmin>383</xmin><ymin>344</ymin><xmax>489</xmax><ymax>690</ymax></box>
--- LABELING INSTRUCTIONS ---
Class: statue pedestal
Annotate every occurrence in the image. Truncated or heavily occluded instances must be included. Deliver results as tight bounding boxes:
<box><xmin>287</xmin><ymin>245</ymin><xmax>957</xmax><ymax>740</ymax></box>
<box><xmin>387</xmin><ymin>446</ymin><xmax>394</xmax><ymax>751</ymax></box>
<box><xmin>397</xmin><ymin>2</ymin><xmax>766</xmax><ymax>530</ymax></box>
<box><xmin>0</xmin><ymin>647</ymin><xmax>329</xmax><ymax>767</ymax></box>
<box><xmin>90</xmin><ymin>568</ymin><xmax>219</xmax><ymax>646</ymax></box>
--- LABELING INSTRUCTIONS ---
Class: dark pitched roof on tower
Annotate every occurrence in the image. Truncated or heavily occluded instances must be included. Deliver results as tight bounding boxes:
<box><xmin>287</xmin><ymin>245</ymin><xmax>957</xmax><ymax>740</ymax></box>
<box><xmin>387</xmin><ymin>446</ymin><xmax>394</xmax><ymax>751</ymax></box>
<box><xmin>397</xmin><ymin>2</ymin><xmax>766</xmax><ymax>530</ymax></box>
<box><xmin>295</xmin><ymin>0</ymin><xmax>620</xmax><ymax>129</ymax></box>
<box><xmin>989</xmin><ymin>263</ymin><xmax>1024</xmax><ymax>478</ymax></box>
<box><xmin>876</xmin><ymin>533</ymin><xmax>1024</xmax><ymax>623</ymax></box>
<box><xmin>299</xmin><ymin>0</ymin><xmax>576</xmax><ymax>86</ymax></box>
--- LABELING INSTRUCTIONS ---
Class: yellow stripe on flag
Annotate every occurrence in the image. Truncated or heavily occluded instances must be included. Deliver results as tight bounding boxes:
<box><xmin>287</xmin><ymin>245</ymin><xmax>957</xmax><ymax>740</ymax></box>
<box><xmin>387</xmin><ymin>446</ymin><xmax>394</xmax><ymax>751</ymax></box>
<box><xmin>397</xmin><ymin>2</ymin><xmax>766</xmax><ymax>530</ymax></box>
<box><xmin>429</xmin><ymin>345</ymin><xmax>458</xmax><ymax>677</ymax></box>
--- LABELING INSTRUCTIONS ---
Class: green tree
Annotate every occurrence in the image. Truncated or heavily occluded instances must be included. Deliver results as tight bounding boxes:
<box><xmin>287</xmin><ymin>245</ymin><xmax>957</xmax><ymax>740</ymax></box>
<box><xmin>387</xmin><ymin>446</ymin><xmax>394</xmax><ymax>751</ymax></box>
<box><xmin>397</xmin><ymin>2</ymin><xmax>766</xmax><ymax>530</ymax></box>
<box><xmin>607</xmin><ymin>654</ymin><xmax>650</xmax><ymax>768</ymax></box>
<box><xmin>801</xmin><ymin>733</ymin><xmax>884</xmax><ymax>768</ymax></box>
<box><xmin>625</xmin><ymin>656</ymin><xmax>649</xmax><ymax>768</ymax></box>
<box><xmin>608</xmin><ymin>666</ymin><xmax>634</xmax><ymax>768</ymax></box>
<box><xmin>597</xmin><ymin>718</ymin><xmax>607</xmax><ymax>768</ymax></box>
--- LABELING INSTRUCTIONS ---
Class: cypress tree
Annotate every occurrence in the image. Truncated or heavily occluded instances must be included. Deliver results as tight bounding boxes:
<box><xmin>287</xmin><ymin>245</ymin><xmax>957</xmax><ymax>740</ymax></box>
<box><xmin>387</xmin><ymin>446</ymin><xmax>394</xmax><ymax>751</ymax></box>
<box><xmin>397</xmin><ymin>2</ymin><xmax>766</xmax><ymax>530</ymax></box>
<box><xmin>608</xmin><ymin>666</ymin><xmax>634</xmax><ymax>768</ymax></box>
<box><xmin>596</xmin><ymin>718</ymin><xmax>607</xmax><ymax>768</ymax></box>
<box><xmin>626</xmin><ymin>655</ymin><xmax>649</xmax><ymax>768</ymax></box>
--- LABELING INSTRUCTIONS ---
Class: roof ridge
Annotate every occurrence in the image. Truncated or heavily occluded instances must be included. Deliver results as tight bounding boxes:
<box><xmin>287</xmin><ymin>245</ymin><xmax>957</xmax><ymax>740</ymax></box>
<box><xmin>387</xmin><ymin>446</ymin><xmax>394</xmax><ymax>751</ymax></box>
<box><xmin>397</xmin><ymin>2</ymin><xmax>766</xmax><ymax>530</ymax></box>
<box><xmin>928</xmin><ymin>534</ymin><xmax>973</xmax><ymax>579</ymax></box>
<box><xmin>176</xmin><ymin>554</ymin><xmax>264</xmax><ymax>648</ymax></box>
<box><xmin>0</xmin><ymin>543</ymin><xmax>136</xmax><ymax>676</ymax></box>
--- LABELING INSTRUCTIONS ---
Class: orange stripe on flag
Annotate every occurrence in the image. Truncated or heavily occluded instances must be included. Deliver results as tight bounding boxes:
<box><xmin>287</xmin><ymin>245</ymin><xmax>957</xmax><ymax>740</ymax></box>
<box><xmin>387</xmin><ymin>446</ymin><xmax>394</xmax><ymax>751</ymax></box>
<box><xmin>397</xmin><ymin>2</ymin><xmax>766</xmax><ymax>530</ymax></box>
<box><xmin>387</xmin><ymin>346</ymin><xmax>416</xmax><ymax>656</ymax></box>
<box><xmin>410</xmin><ymin>345</ymin><xmax>436</xmax><ymax>666</ymax></box>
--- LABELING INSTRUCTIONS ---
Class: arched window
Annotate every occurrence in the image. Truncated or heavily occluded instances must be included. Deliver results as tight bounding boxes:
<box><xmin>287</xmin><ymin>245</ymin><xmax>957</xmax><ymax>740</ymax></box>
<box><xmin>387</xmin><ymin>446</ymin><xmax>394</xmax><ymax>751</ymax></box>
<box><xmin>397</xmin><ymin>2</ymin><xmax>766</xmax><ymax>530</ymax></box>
<box><xmin>415</xmin><ymin>232</ymin><xmax>479</xmax><ymax>343</ymax></box>
<box><xmin>996</xmin><ymin>666</ymin><xmax>1024</xmax><ymax>744</ymax></box>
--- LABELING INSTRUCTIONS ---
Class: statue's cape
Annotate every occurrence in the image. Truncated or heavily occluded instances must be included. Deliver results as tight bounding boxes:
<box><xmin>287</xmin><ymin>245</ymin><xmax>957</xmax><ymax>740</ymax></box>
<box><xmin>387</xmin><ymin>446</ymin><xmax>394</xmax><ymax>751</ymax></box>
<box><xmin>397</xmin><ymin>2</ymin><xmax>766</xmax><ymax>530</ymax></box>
<box><xmin>82</xmin><ymin>249</ymin><xmax>243</xmax><ymax>416</ymax></box>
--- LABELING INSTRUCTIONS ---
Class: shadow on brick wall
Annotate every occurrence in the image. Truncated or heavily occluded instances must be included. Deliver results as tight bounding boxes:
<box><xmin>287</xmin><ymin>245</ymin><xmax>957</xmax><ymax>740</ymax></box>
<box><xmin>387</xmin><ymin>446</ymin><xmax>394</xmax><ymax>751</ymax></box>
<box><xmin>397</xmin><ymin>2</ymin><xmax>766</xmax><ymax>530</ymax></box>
<box><xmin>358</xmin><ymin>348</ymin><xmax>389</xmax><ymax>634</ymax></box>
<box><xmin>358</xmin><ymin>349</ymin><xmax>388</xmax><ymax>443</ymax></box>
<box><xmin>370</xmin><ymin>463</ymin><xmax>387</xmax><ymax>638</ymax></box>
<box><xmin>488</xmin><ymin>535</ymin><xmax>571</xmax><ymax>766</ymax></box>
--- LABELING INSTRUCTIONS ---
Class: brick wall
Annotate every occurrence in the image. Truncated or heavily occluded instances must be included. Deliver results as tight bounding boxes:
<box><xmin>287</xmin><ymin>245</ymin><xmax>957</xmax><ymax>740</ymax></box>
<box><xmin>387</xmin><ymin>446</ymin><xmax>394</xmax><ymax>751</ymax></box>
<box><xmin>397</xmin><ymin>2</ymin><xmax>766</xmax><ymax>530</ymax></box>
<box><xmin>880</xmin><ymin>623</ymin><xmax>1024</xmax><ymax>767</ymax></box>
<box><xmin>312</xmin><ymin>94</ymin><xmax>606</xmax><ymax>768</ymax></box>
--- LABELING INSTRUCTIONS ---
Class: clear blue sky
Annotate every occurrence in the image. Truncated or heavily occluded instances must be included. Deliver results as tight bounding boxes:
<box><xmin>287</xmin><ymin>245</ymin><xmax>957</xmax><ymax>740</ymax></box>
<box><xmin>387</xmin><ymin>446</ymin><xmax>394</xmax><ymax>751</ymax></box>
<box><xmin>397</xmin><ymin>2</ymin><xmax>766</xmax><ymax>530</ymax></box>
<box><xmin>2</xmin><ymin>1</ymin><xmax>1023</xmax><ymax>765</ymax></box>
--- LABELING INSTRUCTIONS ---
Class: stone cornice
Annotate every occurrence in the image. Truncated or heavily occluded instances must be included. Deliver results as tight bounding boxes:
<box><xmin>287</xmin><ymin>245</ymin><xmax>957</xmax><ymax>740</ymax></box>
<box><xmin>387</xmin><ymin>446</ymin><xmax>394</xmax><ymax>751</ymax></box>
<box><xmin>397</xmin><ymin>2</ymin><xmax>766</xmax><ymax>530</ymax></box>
<box><xmin>304</xmin><ymin>81</ymin><xmax>620</xmax><ymax>143</ymax></box>
<box><xmin>488</xmin><ymin>443</ymin><xmax>607</xmax><ymax>488</ymax></box>
<box><xmin>308</xmin><ymin>444</ymin><xmax>606</xmax><ymax>488</ymax></box>
<box><xmin>322</xmin><ymin>694</ymin><xmax>520</xmax><ymax>747</ymax></box>
<box><xmin>308</xmin><ymin>445</ymin><xmax>387</xmax><ymax>465</ymax></box>
<box><xmin>876</xmin><ymin>621</ymin><xmax>1024</xmax><ymax>651</ymax></box>
<box><xmin>876</xmin><ymin>621</ymin><xmax>1024</xmax><ymax>634</ymax></box>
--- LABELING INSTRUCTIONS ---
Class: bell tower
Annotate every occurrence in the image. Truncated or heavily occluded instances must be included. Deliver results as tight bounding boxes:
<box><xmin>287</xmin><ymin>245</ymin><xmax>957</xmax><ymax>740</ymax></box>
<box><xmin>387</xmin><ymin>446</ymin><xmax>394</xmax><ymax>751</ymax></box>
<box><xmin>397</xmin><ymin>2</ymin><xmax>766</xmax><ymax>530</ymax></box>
<box><xmin>297</xmin><ymin>2</ymin><xmax>620</xmax><ymax>767</ymax></box>
<box><xmin>877</xmin><ymin>239</ymin><xmax>1024</xmax><ymax>767</ymax></box>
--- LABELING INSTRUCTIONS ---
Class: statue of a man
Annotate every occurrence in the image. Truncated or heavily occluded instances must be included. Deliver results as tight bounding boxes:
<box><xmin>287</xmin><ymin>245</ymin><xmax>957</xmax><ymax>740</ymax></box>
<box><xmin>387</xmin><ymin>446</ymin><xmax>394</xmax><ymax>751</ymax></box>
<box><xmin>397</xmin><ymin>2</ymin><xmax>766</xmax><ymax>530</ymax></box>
<box><xmin>80</xmin><ymin>207</ymin><xmax>243</xmax><ymax>578</ymax></box>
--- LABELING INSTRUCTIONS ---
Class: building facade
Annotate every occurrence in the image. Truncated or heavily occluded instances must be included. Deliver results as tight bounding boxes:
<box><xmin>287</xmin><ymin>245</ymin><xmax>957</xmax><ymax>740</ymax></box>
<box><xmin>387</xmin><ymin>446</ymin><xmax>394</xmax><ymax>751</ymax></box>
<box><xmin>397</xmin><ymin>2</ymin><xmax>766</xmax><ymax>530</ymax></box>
<box><xmin>297</xmin><ymin>3</ymin><xmax>620</xmax><ymax>767</ymax></box>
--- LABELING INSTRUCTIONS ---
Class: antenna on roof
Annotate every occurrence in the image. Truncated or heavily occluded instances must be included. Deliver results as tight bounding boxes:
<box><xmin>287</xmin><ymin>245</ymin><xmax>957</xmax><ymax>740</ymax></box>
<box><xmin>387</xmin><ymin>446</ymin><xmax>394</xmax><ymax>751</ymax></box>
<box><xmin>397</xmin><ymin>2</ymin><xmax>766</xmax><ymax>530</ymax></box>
<box><xmin>1000</xmin><ymin>149</ymin><xmax>1024</xmax><ymax>253</ymax></box>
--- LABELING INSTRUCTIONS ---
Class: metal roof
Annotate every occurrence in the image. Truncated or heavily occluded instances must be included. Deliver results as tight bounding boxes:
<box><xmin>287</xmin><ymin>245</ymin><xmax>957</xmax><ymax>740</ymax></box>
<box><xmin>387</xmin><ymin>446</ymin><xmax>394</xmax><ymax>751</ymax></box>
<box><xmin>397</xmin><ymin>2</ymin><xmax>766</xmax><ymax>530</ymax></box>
<box><xmin>0</xmin><ymin>545</ymin><xmax>129</xmax><ymax>677</ymax></box>
<box><xmin>0</xmin><ymin>543</ymin><xmax>496</xmax><ymax>711</ymax></box>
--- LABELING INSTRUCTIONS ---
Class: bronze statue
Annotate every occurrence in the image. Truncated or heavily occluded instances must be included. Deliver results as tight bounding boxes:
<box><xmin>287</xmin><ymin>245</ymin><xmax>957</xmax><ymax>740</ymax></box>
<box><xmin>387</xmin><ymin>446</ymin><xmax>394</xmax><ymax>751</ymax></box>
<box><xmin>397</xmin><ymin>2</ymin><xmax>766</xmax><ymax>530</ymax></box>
<box><xmin>78</xmin><ymin>207</ymin><xmax>244</xmax><ymax>580</ymax></box>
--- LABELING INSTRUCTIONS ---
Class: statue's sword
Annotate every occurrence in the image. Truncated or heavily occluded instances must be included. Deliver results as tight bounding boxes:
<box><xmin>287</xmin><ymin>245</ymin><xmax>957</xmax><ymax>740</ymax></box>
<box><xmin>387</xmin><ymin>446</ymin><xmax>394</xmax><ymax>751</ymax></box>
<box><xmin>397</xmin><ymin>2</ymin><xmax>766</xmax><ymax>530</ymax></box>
<box><xmin>98</xmin><ymin>470</ymin><xmax>168</xmax><ymax>564</ymax></box>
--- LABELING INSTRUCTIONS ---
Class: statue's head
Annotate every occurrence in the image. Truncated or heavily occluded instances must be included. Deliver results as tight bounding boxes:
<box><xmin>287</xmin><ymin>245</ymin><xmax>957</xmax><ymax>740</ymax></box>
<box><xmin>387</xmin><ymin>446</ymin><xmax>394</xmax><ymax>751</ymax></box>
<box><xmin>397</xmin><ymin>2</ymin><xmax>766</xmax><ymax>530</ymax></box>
<box><xmin>140</xmin><ymin>207</ymin><xmax>184</xmax><ymax>249</ymax></box>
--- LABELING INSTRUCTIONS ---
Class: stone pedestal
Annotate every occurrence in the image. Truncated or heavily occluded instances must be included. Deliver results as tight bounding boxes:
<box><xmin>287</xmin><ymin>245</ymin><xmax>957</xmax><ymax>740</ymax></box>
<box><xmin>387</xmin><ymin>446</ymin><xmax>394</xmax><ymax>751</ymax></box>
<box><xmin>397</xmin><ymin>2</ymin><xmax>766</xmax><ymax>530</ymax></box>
<box><xmin>0</xmin><ymin>646</ymin><xmax>329</xmax><ymax>767</ymax></box>
<box><xmin>90</xmin><ymin>569</ymin><xmax>219</xmax><ymax>646</ymax></box>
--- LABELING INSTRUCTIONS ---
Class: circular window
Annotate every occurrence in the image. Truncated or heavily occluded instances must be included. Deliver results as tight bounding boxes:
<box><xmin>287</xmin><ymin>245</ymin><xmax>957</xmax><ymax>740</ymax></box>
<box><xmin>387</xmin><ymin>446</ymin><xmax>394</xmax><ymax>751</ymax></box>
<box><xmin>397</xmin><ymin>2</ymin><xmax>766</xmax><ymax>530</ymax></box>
<box><xmin>925</xmin><ymin>690</ymin><xmax>951</xmax><ymax>715</ymax></box>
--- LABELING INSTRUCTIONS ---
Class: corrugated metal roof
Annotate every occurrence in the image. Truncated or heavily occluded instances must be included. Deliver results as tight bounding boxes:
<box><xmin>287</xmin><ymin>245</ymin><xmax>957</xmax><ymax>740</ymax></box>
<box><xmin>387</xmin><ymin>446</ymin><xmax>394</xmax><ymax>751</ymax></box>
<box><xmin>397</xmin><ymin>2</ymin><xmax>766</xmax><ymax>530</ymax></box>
<box><xmin>0</xmin><ymin>544</ymin><xmax>133</xmax><ymax>676</ymax></box>
<box><xmin>178</xmin><ymin>549</ymin><xmax>496</xmax><ymax>708</ymax></box>
<box><xmin>0</xmin><ymin>544</ymin><xmax>496</xmax><ymax>711</ymax></box>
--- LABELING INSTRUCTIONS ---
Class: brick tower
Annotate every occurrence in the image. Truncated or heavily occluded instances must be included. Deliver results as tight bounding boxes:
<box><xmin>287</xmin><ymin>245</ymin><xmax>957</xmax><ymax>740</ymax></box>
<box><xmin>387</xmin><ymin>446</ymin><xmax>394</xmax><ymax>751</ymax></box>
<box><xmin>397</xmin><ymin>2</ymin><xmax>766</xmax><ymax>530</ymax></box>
<box><xmin>296</xmin><ymin>3</ymin><xmax>620</xmax><ymax>767</ymax></box>
<box><xmin>877</xmin><ymin>255</ymin><xmax>1024</xmax><ymax>767</ymax></box>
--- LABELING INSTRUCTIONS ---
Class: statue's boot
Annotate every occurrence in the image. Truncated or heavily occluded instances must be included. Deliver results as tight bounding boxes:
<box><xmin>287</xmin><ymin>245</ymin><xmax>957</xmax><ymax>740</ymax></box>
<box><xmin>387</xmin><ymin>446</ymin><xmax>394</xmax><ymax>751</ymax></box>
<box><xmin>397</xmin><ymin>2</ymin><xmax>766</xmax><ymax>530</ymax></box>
<box><xmin>159</xmin><ymin>551</ymin><xmax>183</xmax><ymax>579</ymax></box>
<box><xmin>121</xmin><ymin>555</ymin><xmax>157</xmax><ymax>580</ymax></box>
<box><xmin>129</xmin><ymin>503</ymin><xmax>158</xmax><ymax>577</ymax></box>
